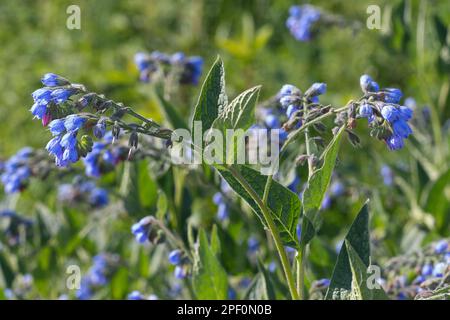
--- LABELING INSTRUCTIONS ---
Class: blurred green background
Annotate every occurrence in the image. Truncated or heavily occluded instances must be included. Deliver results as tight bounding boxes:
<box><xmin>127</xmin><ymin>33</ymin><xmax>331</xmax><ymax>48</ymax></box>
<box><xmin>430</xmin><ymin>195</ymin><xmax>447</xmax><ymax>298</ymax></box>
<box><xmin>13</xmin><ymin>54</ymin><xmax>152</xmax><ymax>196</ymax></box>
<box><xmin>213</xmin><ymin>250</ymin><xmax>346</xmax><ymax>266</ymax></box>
<box><xmin>0</xmin><ymin>0</ymin><xmax>449</xmax><ymax>299</ymax></box>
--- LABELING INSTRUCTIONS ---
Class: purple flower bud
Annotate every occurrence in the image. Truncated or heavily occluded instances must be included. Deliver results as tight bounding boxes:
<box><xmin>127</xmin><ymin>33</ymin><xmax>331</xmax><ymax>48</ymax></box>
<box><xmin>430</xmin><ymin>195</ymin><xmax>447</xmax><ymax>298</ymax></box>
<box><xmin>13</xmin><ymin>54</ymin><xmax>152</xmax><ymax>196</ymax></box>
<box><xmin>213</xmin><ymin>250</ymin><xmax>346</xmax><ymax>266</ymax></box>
<box><xmin>305</xmin><ymin>82</ymin><xmax>326</xmax><ymax>97</ymax></box>
<box><xmin>93</xmin><ymin>121</ymin><xmax>106</xmax><ymax>139</ymax></box>
<box><xmin>41</xmin><ymin>73</ymin><xmax>70</xmax><ymax>87</ymax></box>
<box><xmin>279</xmin><ymin>84</ymin><xmax>301</xmax><ymax>97</ymax></box>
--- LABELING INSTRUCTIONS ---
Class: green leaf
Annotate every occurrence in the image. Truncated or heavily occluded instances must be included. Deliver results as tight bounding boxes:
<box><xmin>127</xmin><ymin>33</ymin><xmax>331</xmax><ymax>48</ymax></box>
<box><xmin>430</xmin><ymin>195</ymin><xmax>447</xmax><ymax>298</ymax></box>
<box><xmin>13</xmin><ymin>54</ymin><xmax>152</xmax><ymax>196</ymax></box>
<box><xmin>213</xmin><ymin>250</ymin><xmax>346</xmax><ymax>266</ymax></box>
<box><xmin>0</xmin><ymin>251</ymin><xmax>15</xmax><ymax>288</ymax></box>
<box><xmin>244</xmin><ymin>265</ymin><xmax>276</xmax><ymax>300</ymax></box>
<box><xmin>325</xmin><ymin>202</ymin><xmax>371</xmax><ymax>300</ymax></box>
<box><xmin>110</xmin><ymin>267</ymin><xmax>129</xmax><ymax>299</ymax></box>
<box><xmin>433</xmin><ymin>15</ymin><xmax>448</xmax><ymax>47</ymax></box>
<box><xmin>155</xmin><ymin>190</ymin><xmax>168</xmax><ymax>221</ymax></box>
<box><xmin>425</xmin><ymin>168</ymin><xmax>450</xmax><ymax>230</ymax></box>
<box><xmin>218</xmin><ymin>165</ymin><xmax>300</xmax><ymax>248</ymax></box>
<box><xmin>193</xmin><ymin>229</ymin><xmax>228</xmax><ymax>299</ymax></box>
<box><xmin>210</xmin><ymin>225</ymin><xmax>222</xmax><ymax>256</ymax></box>
<box><xmin>154</xmin><ymin>87</ymin><xmax>188</xmax><ymax>130</ymax></box>
<box><xmin>301</xmin><ymin>126</ymin><xmax>345</xmax><ymax>245</ymax></box>
<box><xmin>346</xmin><ymin>241</ymin><xmax>389</xmax><ymax>300</ymax></box>
<box><xmin>191</xmin><ymin>56</ymin><xmax>227</xmax><ymax>135</ymax></box>
<box><xmin>212</xmin><ymin>85</ymin><xmax>260</xmax><ymax>132</ymax></box>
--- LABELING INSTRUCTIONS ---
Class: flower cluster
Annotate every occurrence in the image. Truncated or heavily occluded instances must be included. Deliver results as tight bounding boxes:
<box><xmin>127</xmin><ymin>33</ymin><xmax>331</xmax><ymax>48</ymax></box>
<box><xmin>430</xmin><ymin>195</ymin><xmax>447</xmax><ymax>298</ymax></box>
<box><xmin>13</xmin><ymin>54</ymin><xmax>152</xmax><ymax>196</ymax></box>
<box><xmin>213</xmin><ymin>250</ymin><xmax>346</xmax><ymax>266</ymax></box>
<box><xmin>58</xmin><ymin>177</ymin><xmax>109</xmax><ymax>208</ymax></box>
<box><xmin>134</xmin><ymin>51</ymin><xmax>203</xmax><ymax>85</ymax></box>
<box><xmin>286</xmin><ymin>5</ymin><xmax>321</xmax><ymax>42</ymax></box>
<box><xmin>0</xmin><ymin>210</ymin><xmax>33</xmax><ymax>246</ymax></box>
<box><xmin>1</xmin><ymin>147</ymin><xmax>33</xmax><ymax>193</ymax></box>
<box><xmin>76</xmin><ymin>254</ymin><xmax>119</xmax><ymax>300</ymax></box>
<box><xmin>382</xmin><ymin>239</ymin><xmax>449</xmax><ymax>300</ymax></box>
<box><xmin>30</xmin><ymin>73</ymin><xmax>77</xmax><ymax>126</ymax></box>
<box><xmin>357</xmin><ymin>75</ymin><xmax>413</xmax><ymax>151</ymax></box>
<box><xmin>168</xmin><ymin>249</ymin><xmax>189</xmax><ymax>279</ymax></box>
<box><xmin>46</xmin><ymin>115</ymin><xmax>92</xmax><ymax>166</ymax></box>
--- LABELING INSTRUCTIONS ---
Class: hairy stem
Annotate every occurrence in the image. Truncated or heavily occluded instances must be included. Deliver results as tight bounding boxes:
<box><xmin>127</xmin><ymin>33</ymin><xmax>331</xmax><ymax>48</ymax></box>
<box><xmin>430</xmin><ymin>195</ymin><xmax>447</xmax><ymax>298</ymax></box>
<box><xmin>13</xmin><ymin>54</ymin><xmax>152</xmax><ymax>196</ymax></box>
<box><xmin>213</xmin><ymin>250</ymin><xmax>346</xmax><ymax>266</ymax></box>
<box><xmin>228</xmin><ymin>165</ymin><xmax>299</xmax><ymax>300</ymax></box>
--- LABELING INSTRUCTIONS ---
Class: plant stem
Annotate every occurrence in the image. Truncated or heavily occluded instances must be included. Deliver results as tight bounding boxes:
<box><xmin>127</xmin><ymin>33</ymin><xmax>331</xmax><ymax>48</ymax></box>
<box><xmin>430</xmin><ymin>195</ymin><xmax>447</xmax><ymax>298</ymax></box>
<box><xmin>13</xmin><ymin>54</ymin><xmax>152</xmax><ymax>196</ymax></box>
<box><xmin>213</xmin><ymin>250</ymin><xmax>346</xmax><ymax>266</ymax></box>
<box><xmin>227</xmin><ymin>165</ymin><xmax>299</xmax><ymax>300</ymax></box>
<box><xmin>296</xmin><ymin>245</ymin><xmax>306</xmax><ymax>299</ymax></box>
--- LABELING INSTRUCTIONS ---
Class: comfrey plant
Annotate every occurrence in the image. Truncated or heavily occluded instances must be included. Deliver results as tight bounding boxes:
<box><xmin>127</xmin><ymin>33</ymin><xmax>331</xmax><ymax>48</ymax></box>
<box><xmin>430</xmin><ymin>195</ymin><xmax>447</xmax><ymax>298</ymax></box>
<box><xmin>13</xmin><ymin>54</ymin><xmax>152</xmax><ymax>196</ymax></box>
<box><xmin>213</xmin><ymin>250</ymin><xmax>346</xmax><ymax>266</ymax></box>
<box><xmin>135</xmin><ymin>51</ymin><xmax>203</xmax><ymax>85</ymax></box>
<box><xmin>27</xmin><ymin>58</ymin><xmax>414</xmax><ymax>300</ymax></box>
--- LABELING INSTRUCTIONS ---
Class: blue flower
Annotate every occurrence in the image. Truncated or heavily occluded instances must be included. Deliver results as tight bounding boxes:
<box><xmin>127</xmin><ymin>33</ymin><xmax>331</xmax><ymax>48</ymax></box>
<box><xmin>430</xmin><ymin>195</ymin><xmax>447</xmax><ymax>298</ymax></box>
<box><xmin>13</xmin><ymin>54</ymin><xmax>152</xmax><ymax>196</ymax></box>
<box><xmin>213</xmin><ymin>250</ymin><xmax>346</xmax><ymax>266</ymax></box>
<box><xmin>315</xmin><ymin>278</ymin><xmax>330</xmax><ymax>287</ymax></box>
<box><xmin>64</xmin><ymin>115</ymin><xmax>86</xmax><ymax>132</ymax></box>
<box><xmin>305</xmin><ymin>82</ymin><xmax>326</xmax><ymax>98</ymax></box>
<box><xmin>382</xmin><ymin>88</ymin><xmax>403</xmax><ymax>104</ymax></box>
<box><xmin>62</xmin><ymin>146</ymin><xmax>78</xmax><ymax>163</ymax></box>
<box><xmin>392</xmin><ymin>119</ymin><xmax>412</xmax><ymax>139</ymax></box>
<box><xmin>217</xmin><ymin>203</ymin><xmax>229</xmax><ymax>221</ymax></box>
<box><xmin>286</xmin><ymin>105</ymin><xmax>300</xmax><ymax>119</ymax></box>
<box><xmin>280</xmin><ymin>95</ymin><xmax>299</xmax><ymax>108</ymax></box>
<box><xmin>330</xmin><ymin>181</ymin><xmax>344</xmax><ymax>196</ymax></box>
<box><xmin>286</xmin><ymin>5</ymin><xmax>321</xmax><ymax>42</ymax></box>
<box><xmin>279</xmin><ymin>84</ymin><xmax>301</xmax><ymax>97</ymax></box>
<box><xmin>380</xmin><ymin>165</ymin><xmax>393</xmax><ymax>186</ymax></box>
<box><xmin>296</xmin><ymin>223</ymin><xmax>302</xmax><ymax>241</ymax></box>
<box><xmin>360</xmin><ymin>75</ymin><xmax>379</xmax><ymax>93</ymax></box>
<box><xmin>385</xmin><ymin>134</ymin><xmax>404</xmax><ymax>151</ymax></box>
<box><xmin>48</xmin><ymin>119</ymin><xmax>66</xmax><ymax>136</ymax></box>
<box><xmin>32</xmin><ymin>88</ymin><xmax>52</xmax><ymax>102</ymax></box>
<box><xmin>381</xmin><ymin>105</ymin><xmax>400</xmax><ymax>122</ymax></box>
<box><xmin>174</xmin><ymin>266</ymin><xmax>187</xmax><ymax>279</ymax></box>
<box><xmin>359</xmin><ymin>103</ymin><xmax>373</xmax><ymax>118</ymax></box>
<box><xmin>432</xmin><ymin>262</ymin><xmax>446</xmax><ymax>277</ymax></box>
<box><xmin>434</xmin><ymin>240</ymin><xmax>448</xmax><ymax>254</ymax></box>
<box><xmin>41</xmin><ymin>73</ymin><xmax>70</xmax><ymax>87</ymax></box>
<box><xmin>93</xmin><ymin>121</ymin><xmax>106</xmax><ymax>139</ymax></box>
<box><xmin>128</xmin><ymin>291</ymin><xmax>145</xmax><ymax>300</ymax></box>
<box><xmin>399</xmin><ymin>106</ymin><xmax>413</xmax><ymax>121</ymax></box>
<box><xmin>247</xmin><ymin>236</ymin><xmax>259</xmax><ymax>253</ymax></box>
<box><xmin>30</xmin><ymin>101</ymin><xmax>47</xmax><ymax>119</ymax></box>
<box><xmin>168</xmin><ymin>250</ymin><xmax>183</xmax><ymax>266</ymax></box>
<box><xmin>89</xmin><ymin>188</ymin><xmax>109</xmax><ymax>207</ymax></box>
<box><xmin>264</xmin><ymin>114</ymin><xmax>280</xmax><ymax>129</ymax></box>
<box><xmin>60</xmin><ymin>131</ymin><xmax>77</xmax><ymax>149</ymax></box>
<box><xmin>131</xmin><ymin>216</ymin><xmax>152</xmax><ymax>244</ymax></box>
<box><xmin>421</xmin><ymin>263</ymin><xmax>433</xmax><ymax>276</ymax></box>
<box><xmin>51</xmin><ymin>88</ymin><xmax>77</xmax><ymax>104</ymax></box>
<box><xmin>321</xmin><ymin>193</ymin><xmax>331</xmax><ymax>210</ymax></box>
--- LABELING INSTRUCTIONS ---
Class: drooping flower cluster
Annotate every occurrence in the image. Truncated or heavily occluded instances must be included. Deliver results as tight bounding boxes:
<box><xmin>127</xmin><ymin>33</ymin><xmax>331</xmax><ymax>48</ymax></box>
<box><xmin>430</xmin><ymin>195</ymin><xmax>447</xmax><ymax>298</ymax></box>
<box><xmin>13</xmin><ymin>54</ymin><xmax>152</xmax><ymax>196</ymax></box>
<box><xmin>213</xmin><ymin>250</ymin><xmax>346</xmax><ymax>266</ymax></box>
<box><xmin>0</xmin><ymin>210</ymin><xmax>33</xmax><ymax>246</ymax></box>
<box><xmin>286</xmin><ymin>5</ymin><xmax>321</xmax><ymax>42</ymax></box>
<box><xmin>76</xmin><ymin>253</ymin><xmax>119</xmax><ymax>300</ymax></box>
<box><xmin>58</xmin><ymin>177</ymin><xmax>109</xmax><ymax>208</ymax></box>
<box><xmin>1</xmin><ymin>147</ymin><xmax>33</xmax><ymax>193</ymax></box>
<box><xmin>358</xmin><ymin>75</ymin><xmax>413</xmax><ymax>151</ymax></box>
<box><xmin>46</xmin><ymin>115</ymin><xmax>92</xmax><ymax>166</ymax></box>
<box><xmin>382</xmin><ymin>239</ymin><xmax>449</xmax><ymax>300</ymax></box>
<box><xmin>134</xmin><ymin>51</ymin><xmax>203</xmax><ymax>85</ymax></box>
